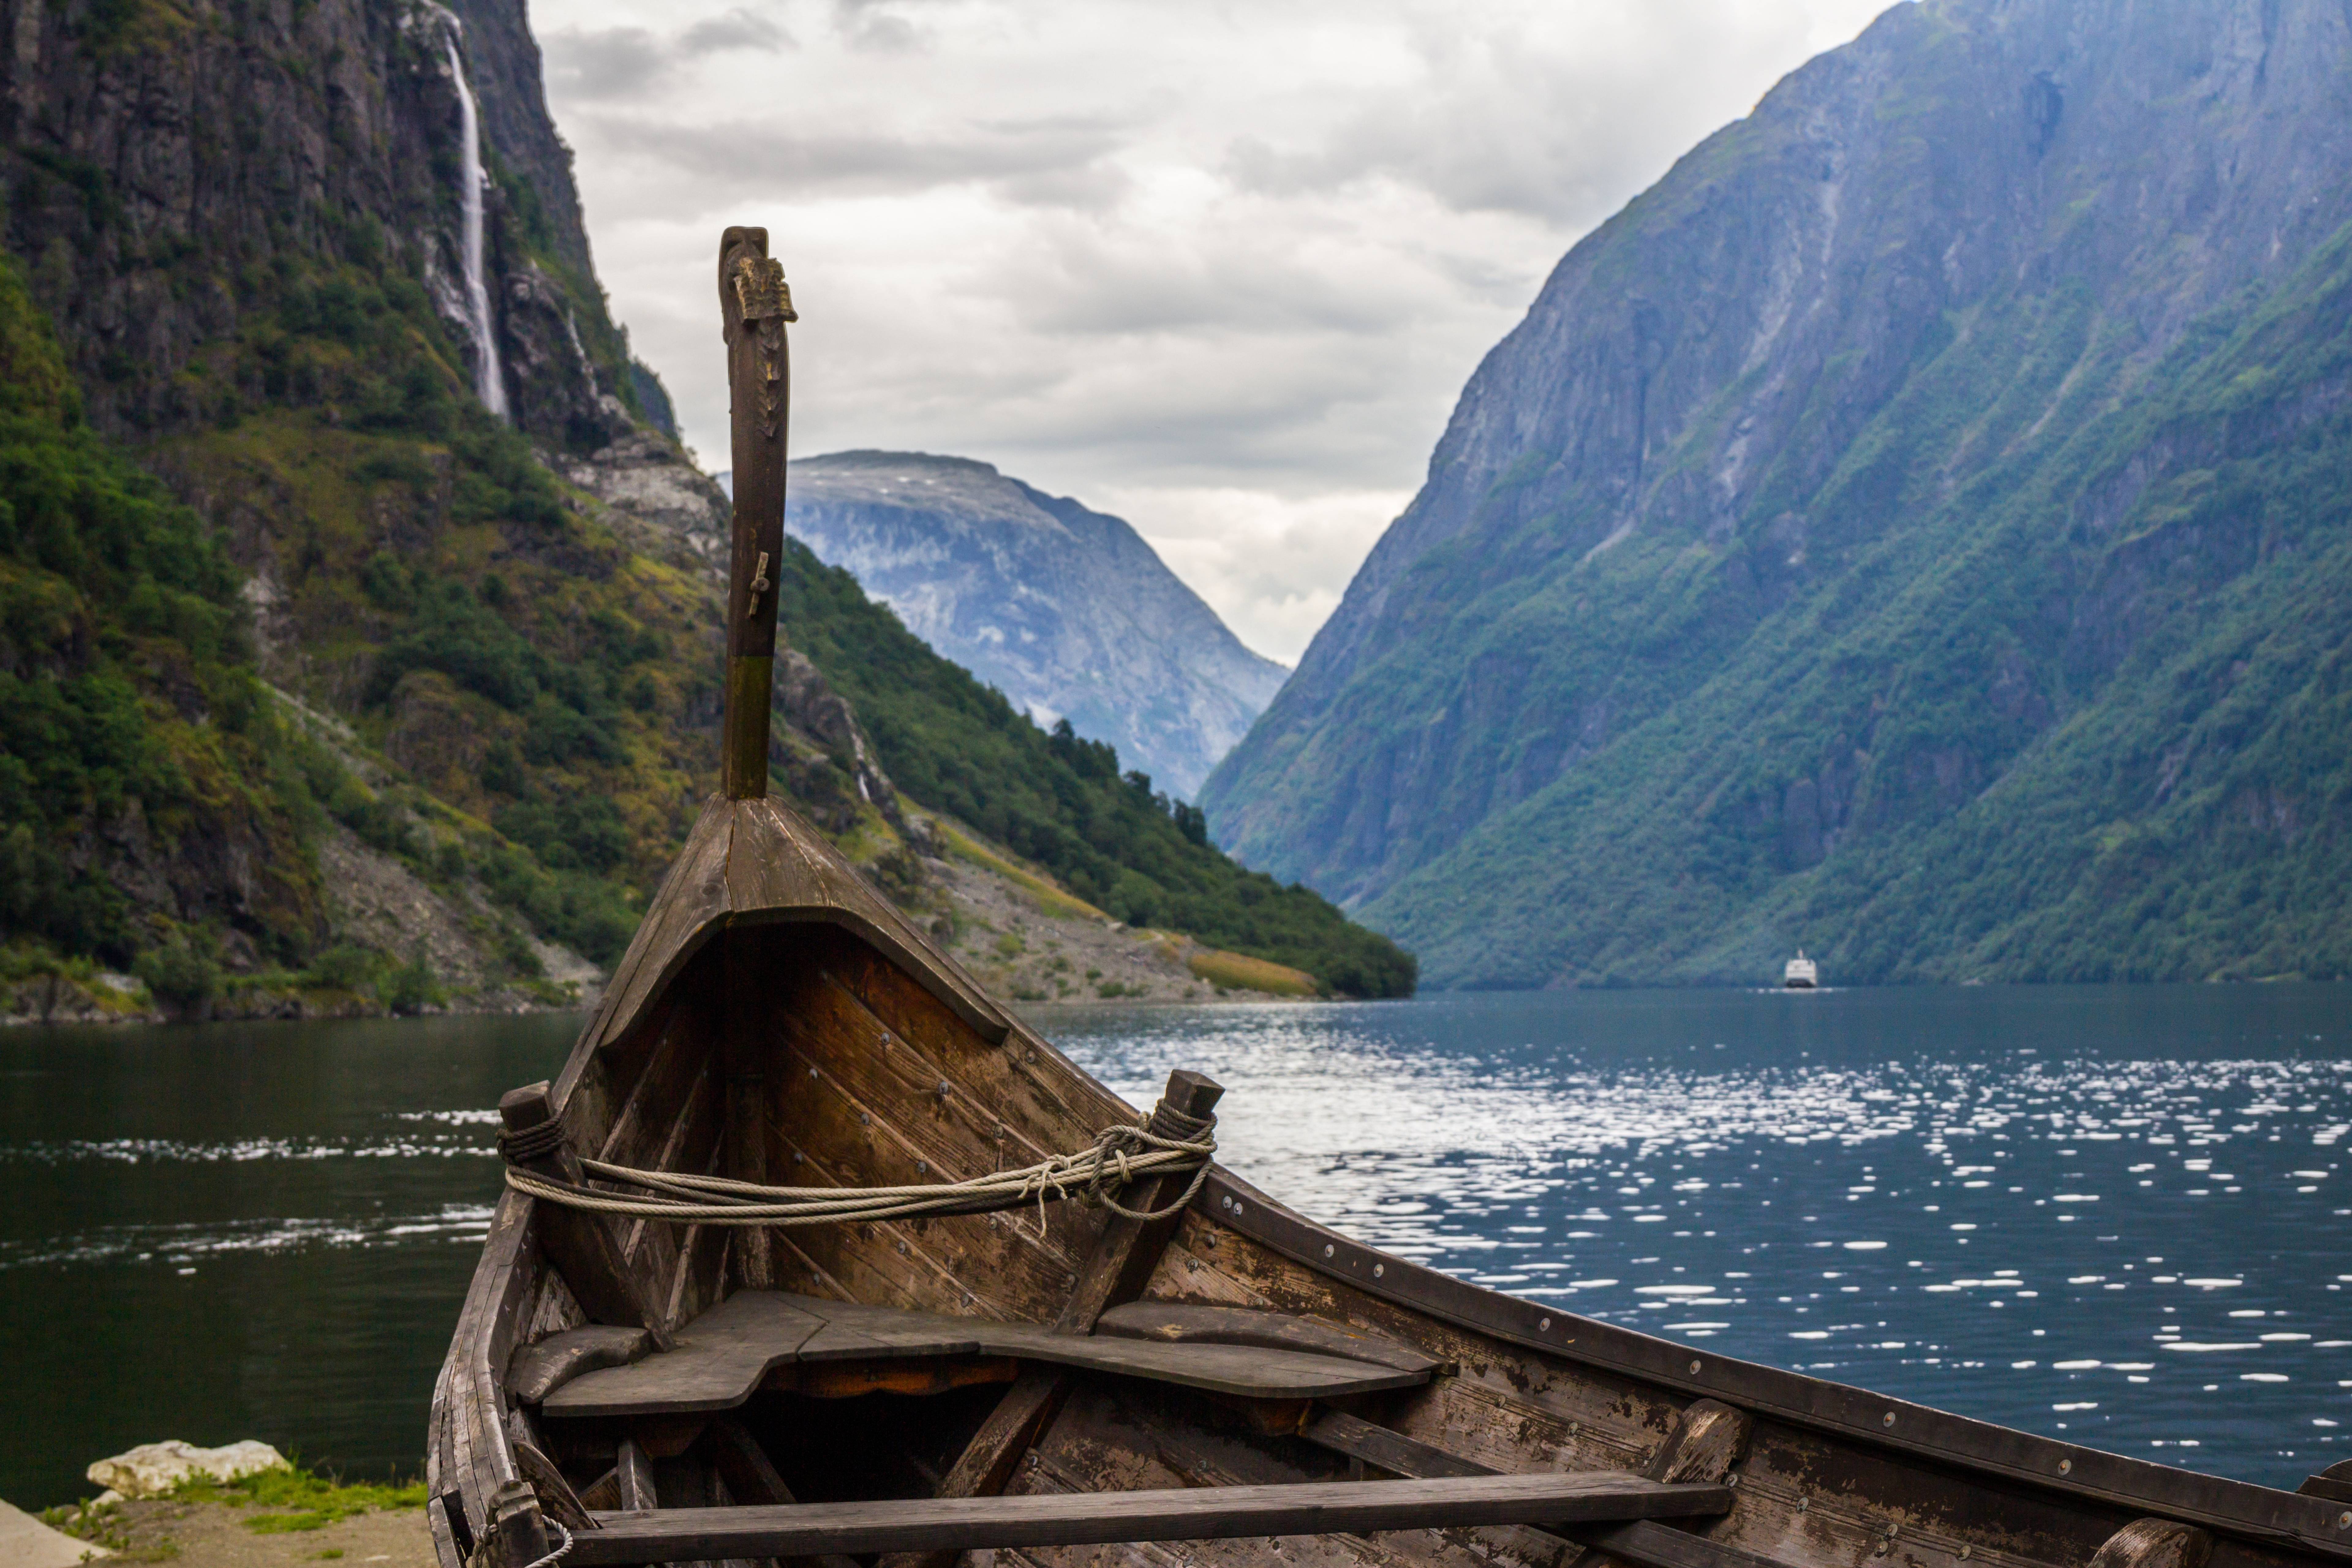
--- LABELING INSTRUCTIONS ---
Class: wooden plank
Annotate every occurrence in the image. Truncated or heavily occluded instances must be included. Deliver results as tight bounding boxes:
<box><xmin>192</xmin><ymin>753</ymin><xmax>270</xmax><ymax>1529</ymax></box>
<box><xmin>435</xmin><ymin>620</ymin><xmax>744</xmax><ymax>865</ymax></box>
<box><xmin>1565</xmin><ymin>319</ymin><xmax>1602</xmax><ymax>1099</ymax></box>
<box><xmin>500</xmin><ymin>1083</ymin><xmax>672</xmax><ymax>1347</ymax></box>
<box><xmin>871</xmin><ymin>1071</ymin><xmax>1225</xmax><ymax>1568</ymax></box>
<box><xmin>1571</xmin><ymin>1520</ymin><xmax>1796</xmax><ymax>1568</ymax></box>
<box><xmin>763</xmin><ymin>968</ymin><xmax>1086</xmax><ymax>1310</ymax></box>
<box><xmin>547</xmin><ymin>1291</ymin><xmax>1424</xmax><ymax>1418</ymax></box>
<box><xmin>617</xmin><ymin>1440</ymin><xmax>658</xmax><ymax>1511</ymax></box>
<box><xmin>721</xmin><ymin>928</ymin><xmax>772</xmax><ymax>1291</ymax></box>
<box><xmin>1096</xmin><ymin>1301</ymin><xmax>1444</xmax><ymax>1374</ymax></box>
<box><xmin>1304</xmin><ymin>1398</ymin><xmax>1763</xmax><ymax>1568</ymax></box>
<box><xmin>571</xmin><ymin>1472</ymin><xmax>1733</xmax><ymax>1564</ymax></box>
<box><xmin>508</xmin><ymin>1326</ymin><xmax>654</xmax><ymax>1404</ymax></box>
<box><xmin>728</xmin><ymin>797</ymin><xmax>1012</xmax><ymax>1045</ymax></box>
<box><xmin>1190</xmin><ymin>1169</ymin><xmax>2352</xmax><ymax>1559</ymax></box>
<box><xmin>1304</xmin><ymin>1410</ymin><xmax>1489</xmax><ymax>1479</ymax></box>
<box><xmin>1055</xmin><ymin>1069</ymin><xmax>1224</xmax><ymax>1333</ymax></box>
<box><xmin>546</xmin><ymin>1293</ymin><xmax>828</xmax><ymax>1417</ymax></box>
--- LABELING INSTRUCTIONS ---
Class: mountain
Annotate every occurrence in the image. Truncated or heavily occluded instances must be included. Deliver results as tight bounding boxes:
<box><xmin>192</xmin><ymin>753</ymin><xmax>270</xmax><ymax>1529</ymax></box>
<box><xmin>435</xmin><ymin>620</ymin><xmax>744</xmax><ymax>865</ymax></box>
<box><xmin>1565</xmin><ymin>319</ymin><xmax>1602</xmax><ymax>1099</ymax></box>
<box><xmin>0</xmin><ymin>0</ymin><xmax>1408</xmax><ymax>1015</ymax></box>
<box><xmin>783</xmin><ymin>451</ymin><xmax>1288</xmax><ymax>799</ymax></box>
<box><xmin>1201</xmin><ymin>0</ymin><xmax>2352</xmax><ymax>988</ymax></box>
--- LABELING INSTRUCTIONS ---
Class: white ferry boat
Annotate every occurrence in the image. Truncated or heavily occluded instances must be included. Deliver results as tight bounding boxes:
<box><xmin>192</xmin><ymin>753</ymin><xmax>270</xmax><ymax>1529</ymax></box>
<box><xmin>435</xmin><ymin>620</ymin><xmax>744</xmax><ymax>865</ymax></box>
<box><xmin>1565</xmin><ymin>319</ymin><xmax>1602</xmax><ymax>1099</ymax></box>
<box><xmin>1783</xmin><ymin>949</ymin><xmax>1819</xmax><ymax>988</ymax></box>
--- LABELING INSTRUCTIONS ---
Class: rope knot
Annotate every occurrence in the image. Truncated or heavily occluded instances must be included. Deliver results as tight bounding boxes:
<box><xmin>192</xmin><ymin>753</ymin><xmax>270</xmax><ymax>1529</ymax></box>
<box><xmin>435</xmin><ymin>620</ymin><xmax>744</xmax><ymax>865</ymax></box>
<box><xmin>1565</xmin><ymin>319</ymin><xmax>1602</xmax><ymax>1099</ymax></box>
<box><xmin>496</xmin><ymin>1118</ymin><xmax>567</xmax><ymax>1166</ymax></box>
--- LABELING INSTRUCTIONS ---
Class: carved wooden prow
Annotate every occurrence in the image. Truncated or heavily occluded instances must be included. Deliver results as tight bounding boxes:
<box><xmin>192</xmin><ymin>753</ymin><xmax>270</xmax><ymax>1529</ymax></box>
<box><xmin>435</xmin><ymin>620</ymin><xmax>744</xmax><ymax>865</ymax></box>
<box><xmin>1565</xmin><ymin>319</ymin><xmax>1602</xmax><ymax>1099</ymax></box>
<box><xmin>499</xmin><ymin>1082</ymin><xmax>674</xmax><ymax>1351</ymax></box>
<box><xmin>874</xmin><ymin>1069</ymin><xmax>1224</xmax><ymax>1568</ymax></box>
<box><xmin>715</xmin><ymin>224</ymin><xmax>794</xmax><ymax>801</ymax></box>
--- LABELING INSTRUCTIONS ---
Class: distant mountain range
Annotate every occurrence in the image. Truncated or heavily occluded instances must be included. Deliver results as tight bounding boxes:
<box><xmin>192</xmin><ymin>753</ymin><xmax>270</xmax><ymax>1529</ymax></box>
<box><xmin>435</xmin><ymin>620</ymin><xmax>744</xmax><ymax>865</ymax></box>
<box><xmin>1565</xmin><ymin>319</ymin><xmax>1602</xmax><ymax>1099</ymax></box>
<box><xmin>1203</xmin><ymin>0</ymin><xmax>2352</xmax><ymax>988</ymax></box>
<box><xmin>778</xmin><ymin>451</ymin><xmax>1288</xmax><ymax>799</ymax></box>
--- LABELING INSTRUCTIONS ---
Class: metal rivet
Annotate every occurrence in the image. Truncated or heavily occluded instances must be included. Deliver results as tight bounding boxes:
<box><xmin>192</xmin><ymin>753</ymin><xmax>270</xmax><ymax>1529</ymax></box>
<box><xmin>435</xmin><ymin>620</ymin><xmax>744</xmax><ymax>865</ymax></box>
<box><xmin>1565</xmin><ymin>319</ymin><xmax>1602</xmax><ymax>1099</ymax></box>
<box><xmin>808</xmin><ymin>1067</ymin><xmax>818</xmax><ymax>1078</ymax></box>
<box><xmin>1324</xmin><ymin>1243</ymin><xmax>1336</xmax><ymax>1258</ymax></box>
<box><xmin>937</xmin><ymin>1080</ymin><xmax>951</xmax><ymax>1098</ymax></box>
<box><xmin>2058</xmin><ymin>1458</ymin><xmax>2072</xmax><ymax>1475</ymax></box>
<box><xmin>859</xmin><ymin>1110</ymin><xmax>871</xmax><ymax>1126</ymax></box>
<box><xmin>1221</xmin><ymin>1195</ymin><xmax>1231</xmax><ymax>1208</ymax></box>
<box><xmin>1373</xmin><ymin>1263</ymin><xmax>1385</xmax><ymax>1278</ymax></box>
<box><xmin>1690</xmin><ymin>1359</ymin><xmax>1702</xmax><ymax>1375</ymax></box>
<box><xmin>1233</xmin><ymin>1202</ymin><xmax>1244</xmax><ymax>1216</ymax></box>
<box><xmin>915</xmin><ymin>1161</ymin><xmax>928</xmax><ymax>1174</ymax></box>
<box><xmin>1882</xmin><ymin>1411</ymin><xmax>1897</xmax><ymax>1427</ymax></box>
<box><xmin>1959</xmin><ymin>1547</ymin><xmax>1973</xmax><ymax>1561</ymax></box>
<box><xmin>793</xmin><ymin>1151</ymin><xmax>804</xmax><ymax>1164</ymax></box>
<box><xmin>1539</xmin><ymin>1317</ymin><xmax>1551</xmax><ymax>1330</ymax></box>
<box><xmin>2338</xmin><ymin>1511</ymin><xmax>2351</xmax><ymax>1531</ymax></box>
<box><xmin>1796</xmin><ymin>1497</ymin><xmax>1809</xmax><ymax>1513</ymax></box>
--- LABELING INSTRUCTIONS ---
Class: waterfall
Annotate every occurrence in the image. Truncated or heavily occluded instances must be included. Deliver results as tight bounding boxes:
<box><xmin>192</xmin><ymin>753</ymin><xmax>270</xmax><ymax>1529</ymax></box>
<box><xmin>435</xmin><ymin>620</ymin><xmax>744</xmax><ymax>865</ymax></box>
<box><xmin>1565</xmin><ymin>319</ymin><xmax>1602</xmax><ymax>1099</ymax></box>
<box><xmin>444</xmin><ymin>30</ymin><xmax>509</xmax><ymax>421</ymax></box>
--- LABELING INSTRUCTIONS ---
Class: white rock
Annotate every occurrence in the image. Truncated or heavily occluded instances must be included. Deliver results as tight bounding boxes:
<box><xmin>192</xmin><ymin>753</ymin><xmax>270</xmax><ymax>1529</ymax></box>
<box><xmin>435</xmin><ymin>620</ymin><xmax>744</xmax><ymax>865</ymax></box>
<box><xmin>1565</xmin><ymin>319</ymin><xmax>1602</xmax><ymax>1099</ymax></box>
<box><xmin>0</xmin><ymin>1496</ymin><xmax>111</xmax><ymax>1564</ymax></box>
<box><xmin>84</xmin><ymin>1440</ymin><xmax>288</xmax><ymax>1499</ymax></box>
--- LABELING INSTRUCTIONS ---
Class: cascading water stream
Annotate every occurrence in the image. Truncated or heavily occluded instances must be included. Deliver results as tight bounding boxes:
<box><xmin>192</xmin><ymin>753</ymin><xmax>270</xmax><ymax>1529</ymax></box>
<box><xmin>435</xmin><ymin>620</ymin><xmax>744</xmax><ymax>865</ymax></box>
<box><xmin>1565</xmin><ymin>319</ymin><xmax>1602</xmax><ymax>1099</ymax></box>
<box><xmin>443</xmin><ymin>30</ymin><xmax>509</xmax><ymax>421</ymax></box>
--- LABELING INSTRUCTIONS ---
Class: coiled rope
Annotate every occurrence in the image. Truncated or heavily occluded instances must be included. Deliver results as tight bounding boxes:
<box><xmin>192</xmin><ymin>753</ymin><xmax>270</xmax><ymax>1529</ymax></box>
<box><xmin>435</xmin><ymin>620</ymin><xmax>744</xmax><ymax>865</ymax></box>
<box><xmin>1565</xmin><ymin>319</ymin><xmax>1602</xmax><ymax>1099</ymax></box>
<box><xmin>519</xmin><ymin>1522</ymin><xmax>573</xmax><ymax>1568</ymax></box>
<box><xmin>502</xmin><ymin>1107</ymin><xmax>1216</xmax><ymax>1230</ymax></box>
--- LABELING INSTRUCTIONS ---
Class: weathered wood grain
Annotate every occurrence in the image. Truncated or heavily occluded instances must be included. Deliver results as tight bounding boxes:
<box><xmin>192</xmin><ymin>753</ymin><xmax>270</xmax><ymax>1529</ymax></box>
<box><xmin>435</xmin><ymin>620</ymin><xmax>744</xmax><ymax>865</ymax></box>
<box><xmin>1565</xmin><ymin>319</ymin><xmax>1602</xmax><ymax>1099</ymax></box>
<box><xmin>571</xmin><ymin>1473</ymin><xmax>1733</xmax><ymax>1564</ymax></box>
<box><xmin>2087</xmin><ymin>1522</ymin><xmax>2214</xmax><ymax>1568</ymax></box>
<box><xmin>1096</xmin><ymin>1301</ymin><xmax>1444</xmax><ymax>1374</ymax></box>
<box><xmin>545</xmin><ymin>1290</ymin><xmax>1427</xmax><ymax>1419</ymax></box>
<box><xmin>617</xmin><ymin>1440</ymin><xmax>657</xmax><ymax>1511</ymax></box>
<box><xmin>509</xmin><ymin>1326</ymin><xmax>655</xmax><ymax>1404</ymax></box>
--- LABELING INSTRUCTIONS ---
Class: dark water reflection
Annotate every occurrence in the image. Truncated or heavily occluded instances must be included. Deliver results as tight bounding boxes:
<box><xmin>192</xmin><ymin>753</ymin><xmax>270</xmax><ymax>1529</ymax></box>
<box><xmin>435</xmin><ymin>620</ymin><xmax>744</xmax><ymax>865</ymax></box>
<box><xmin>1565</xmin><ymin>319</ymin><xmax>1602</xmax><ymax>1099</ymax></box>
<box><xmin>0</xmin><ymin>986</ymin><xmax>2343</xmax><ymax>1510</ymax></box>
<box><xmin>0</xmin><ymin>1013</ymin><xmax>575</xmax><ymax>1508</ymax></box>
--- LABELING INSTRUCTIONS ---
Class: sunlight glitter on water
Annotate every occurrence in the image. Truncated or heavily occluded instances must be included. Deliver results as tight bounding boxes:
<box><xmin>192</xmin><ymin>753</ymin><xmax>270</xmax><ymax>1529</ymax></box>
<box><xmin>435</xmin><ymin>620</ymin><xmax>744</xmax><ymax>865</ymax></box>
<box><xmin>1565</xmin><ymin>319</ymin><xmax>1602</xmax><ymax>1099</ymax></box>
<box><xmin>1039</xmin><ymin>986</ymin><xmax>2352</xmax><ymax>1490</ymax></box>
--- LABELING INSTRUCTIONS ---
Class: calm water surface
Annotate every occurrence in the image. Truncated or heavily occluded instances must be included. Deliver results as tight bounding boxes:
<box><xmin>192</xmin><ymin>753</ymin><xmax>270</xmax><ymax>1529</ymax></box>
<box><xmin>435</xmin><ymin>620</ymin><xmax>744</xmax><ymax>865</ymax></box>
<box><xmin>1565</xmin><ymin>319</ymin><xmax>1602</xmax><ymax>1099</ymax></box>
<box><xmin>1</xmin><ymin>986</ymin><xmax>2346</xmax><ymax>1510</ymax></box>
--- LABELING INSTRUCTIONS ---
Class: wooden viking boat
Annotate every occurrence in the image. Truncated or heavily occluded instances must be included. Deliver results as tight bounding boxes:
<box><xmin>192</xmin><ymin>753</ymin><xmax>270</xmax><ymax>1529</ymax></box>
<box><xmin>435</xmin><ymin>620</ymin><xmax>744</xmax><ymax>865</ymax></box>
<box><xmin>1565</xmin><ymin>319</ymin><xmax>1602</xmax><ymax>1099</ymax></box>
<box><xmin>428</xmin><ymin>230</ymin><xmax>2352</xmax><ymax>1568</ymax></box>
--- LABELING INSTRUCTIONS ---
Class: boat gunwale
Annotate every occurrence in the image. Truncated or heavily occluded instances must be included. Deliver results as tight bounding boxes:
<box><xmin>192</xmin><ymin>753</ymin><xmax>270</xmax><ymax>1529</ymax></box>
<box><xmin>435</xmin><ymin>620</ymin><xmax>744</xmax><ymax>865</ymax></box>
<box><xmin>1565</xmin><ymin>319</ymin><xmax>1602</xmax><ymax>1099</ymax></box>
<box><xmin>1194</xmin><ymin>1164</ymin><xmax>2352</xmax><ymax>1561</ymax></box>
<box><xmin>441</xmin><ymin>799</ymin><xmax>2352</xmax><ymax>1568</ymax></box>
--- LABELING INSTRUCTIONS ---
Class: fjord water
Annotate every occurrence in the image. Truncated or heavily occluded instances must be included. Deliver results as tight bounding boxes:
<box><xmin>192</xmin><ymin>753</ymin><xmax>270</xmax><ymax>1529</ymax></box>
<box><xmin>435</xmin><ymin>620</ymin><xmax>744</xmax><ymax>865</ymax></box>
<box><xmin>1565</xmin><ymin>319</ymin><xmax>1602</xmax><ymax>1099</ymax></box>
<box><xmin>2</xmin><ymin>989</ymin><xmax>2346</xmax><ymax>1510</ymax></box>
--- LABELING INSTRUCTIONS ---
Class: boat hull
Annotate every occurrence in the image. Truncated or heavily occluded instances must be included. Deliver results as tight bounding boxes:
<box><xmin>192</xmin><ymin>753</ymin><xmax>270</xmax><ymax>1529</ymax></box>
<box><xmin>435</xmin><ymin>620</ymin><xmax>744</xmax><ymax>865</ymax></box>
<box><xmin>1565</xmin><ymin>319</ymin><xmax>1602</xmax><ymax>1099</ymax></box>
<box><xmin>431</xmin><ymin>795</ymin><xmax>2351</xmax><ymax>1568</ymax></box>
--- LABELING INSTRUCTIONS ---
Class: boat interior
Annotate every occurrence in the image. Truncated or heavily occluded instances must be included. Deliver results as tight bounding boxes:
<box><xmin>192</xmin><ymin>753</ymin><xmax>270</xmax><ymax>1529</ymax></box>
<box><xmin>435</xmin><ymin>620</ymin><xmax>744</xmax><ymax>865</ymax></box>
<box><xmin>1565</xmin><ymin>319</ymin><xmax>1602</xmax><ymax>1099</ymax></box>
<box><xmin>429</xmin><ymin>797</ymin><xmax>2352</xmax><ymax>1568</ymax></box>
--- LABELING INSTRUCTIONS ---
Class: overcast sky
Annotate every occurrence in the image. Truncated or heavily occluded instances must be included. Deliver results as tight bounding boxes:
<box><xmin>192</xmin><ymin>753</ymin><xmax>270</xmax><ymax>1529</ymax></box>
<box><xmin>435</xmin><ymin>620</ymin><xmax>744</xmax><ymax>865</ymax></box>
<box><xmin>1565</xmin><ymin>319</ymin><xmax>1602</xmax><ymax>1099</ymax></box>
<box><xmin>533</xmin><ymin>0</ymin><xmax>1894</xmax><ymax>662</ymax></box>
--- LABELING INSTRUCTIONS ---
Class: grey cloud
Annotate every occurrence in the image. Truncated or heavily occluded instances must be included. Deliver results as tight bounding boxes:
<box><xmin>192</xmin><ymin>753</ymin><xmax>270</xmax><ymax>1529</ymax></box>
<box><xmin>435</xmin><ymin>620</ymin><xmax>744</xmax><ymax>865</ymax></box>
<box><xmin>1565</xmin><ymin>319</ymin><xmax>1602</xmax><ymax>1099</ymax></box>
<box><xmin>543</xmin><ymin>9</ymin><xmax>791</xmax><ymax>102</ymax></box>
<box><xmin>588</xmin><ymin>116</ymin><xmax>1128</xmax><ymax>195</ymax></box>
<box><xmin>543</xmin><ymin>26</ymin><xmax>669</xmax><ymax>100</ymax></box>
<box><xmin>678</xmin><ymin>9</ymin><xmax>793</xmax><ymax>55</ymax></box>
<box><xmin>1219</xmin><ymin>10</ymin><xmax>1861</xmax><ymax>225</ymax></box>
<box><xmin>832</xmin><ymin>0</ymin><xmax>924</xmax><ymax>53</ymax></box>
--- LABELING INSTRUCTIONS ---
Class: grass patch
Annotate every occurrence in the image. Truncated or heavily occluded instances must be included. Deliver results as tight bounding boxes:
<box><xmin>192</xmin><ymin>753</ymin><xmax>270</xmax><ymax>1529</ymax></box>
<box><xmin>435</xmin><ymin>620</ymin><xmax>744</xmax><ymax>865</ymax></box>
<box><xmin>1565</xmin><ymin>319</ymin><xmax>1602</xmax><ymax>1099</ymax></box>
<box><xmin>37</xmin><ymin>1499</ymin><xmax>167</xmax><ymax>1560</ymax></box>
<box><xmin>934</xmin><ymin>819</ymin><xmax>1108</xmax><ymax>921</ymax></box>
<box><xmin>1186</xmin><ymin>948</ymin><xmax>1320</xmax><ymax>997</ymax></box>
<box><xmin>172</xmin><ymin>1464</ymin><xmax>427</xmax><ymax>1532</ymax></box>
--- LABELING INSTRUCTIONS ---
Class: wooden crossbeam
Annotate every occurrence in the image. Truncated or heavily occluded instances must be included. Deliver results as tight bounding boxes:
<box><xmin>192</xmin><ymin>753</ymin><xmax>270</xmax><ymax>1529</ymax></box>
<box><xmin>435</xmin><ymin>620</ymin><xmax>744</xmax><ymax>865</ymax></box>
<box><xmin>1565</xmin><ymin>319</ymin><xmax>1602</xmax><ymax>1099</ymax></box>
<box><xmin>1299</xmin><ymin>1409</ymin><xmax>1781</xmax><ymax>1568</ymax></box>
<box><xmin>569</xmin><ymin>1472</ymin><xmax>1732</xmax><ymax>1565</ymax></box>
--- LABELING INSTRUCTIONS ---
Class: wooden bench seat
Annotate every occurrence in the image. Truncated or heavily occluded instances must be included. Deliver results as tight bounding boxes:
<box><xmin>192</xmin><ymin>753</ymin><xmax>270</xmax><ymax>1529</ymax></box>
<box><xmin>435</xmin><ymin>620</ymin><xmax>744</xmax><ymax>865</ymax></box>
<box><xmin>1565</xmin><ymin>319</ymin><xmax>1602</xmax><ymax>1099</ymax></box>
<box><xmin>564</xmin><ymin>1470</ymin><xmax>1735</xmax><ymax>1564</ymax></box>
<box><xmin>538</xmin><ymin>1291</ymin><xmax>1431</xmax><ymax>1418</ymax></box>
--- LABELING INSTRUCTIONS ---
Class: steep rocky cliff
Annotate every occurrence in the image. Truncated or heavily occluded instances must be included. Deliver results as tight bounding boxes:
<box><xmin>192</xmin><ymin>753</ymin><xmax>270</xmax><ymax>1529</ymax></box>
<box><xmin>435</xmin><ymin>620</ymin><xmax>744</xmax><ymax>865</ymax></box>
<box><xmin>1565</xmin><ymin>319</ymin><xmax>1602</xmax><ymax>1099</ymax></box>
<box><xmin>0</xmin><ymin>0</ymin><xmax>737</xmax><ymax>1016</ymax></box>
<box><xmin>785</xmin><ymin>451</ymin><xmax>1288</xmax><ymax>799</ymax></box>
<box><xmin>0</xmin><ymin>0</ymin><xmax>1407</xmax><ymax>1012</ymax></box>
<box><xmin>1202</xmin><ymin>0</ymin><xmax>2352</xmax><ymax>987</ymax></box>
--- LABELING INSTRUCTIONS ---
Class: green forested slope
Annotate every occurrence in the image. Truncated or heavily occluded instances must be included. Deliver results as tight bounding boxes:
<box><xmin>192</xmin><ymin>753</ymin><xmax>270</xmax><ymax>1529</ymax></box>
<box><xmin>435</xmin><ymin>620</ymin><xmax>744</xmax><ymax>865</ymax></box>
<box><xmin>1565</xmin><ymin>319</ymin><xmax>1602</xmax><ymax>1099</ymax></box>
<box><xmin>1366</xmin><ymin>221</ymin><xmax>2352</xmax><ymax>986</ymax></box>
<box><xmin>779</xmin><ymin>544</ymin><xmax>1415</xmax><ymax>998</ymax></box>
<box><xmin>0</xmin><ymin>244</ymin><xmax>1410</xmax><ymax>1004</ymax></box>
<box><xmin>0</xmin><ymin>250</ymin><xmax>323</xmax><ymax>980</ymax></box>
<box><xmin>1204</xmin><ymin>0</ymin><xmax>2352</xmax><ymax>988</ymax></box>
